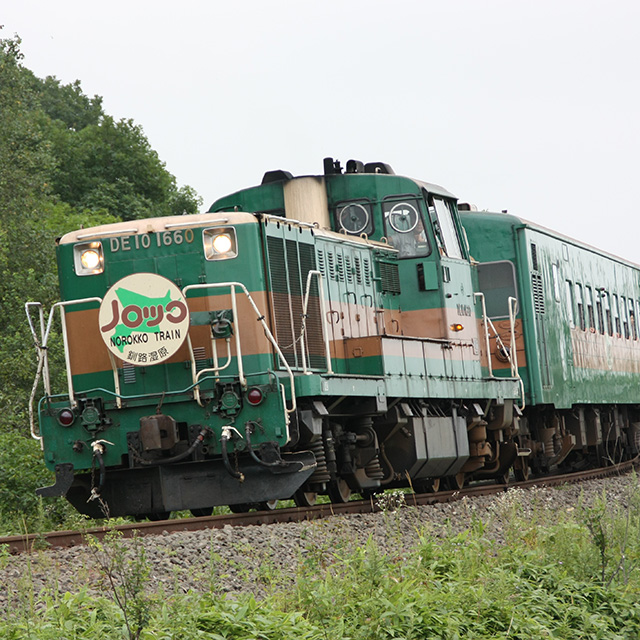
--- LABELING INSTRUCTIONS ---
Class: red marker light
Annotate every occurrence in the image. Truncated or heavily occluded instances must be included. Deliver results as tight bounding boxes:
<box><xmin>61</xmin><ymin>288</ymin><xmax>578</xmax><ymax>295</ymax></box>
<box><xmin>57</xmin><ymin>408</ymin><xmax>75</xmax><ymax>427</ymax></box>
<box><xmin>246</xmin><ymin>387</ymin><xmax>264</xmax><ymax>405</ymax></box>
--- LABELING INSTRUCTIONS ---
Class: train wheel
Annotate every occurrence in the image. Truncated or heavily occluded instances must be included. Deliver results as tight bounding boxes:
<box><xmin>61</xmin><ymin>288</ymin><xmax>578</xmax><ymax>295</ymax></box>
<box><xmin>446</xmin><ymin>472</ymin><xmax>465</xmax><ymax>491</ymax></box>
<box><xmin>294</xmin><ymin>489</ymin><xmax>318</xmax><ymax>507</ymax></box>
<box><xmin>147</xmin><ymin>512</ymin><xmax>171</xmax><ymax>521</ymax></box>
<box><xmin>229</xmin><ymin>503</ymin><xmax>252</xmax><ymax>513</ymax></box>
<box><xmin>190</xmin><ymin>508</ymin><xmax>214</xmax><ymax>517</ymax></box>
<box><xmin>425</xmin><ymin>477</ymin><xmax>441</xmax><ymax>493</ymax></box>
<box><xmin>256</xmin><ymin>500</ymin><xmax>278</xmax><ymax>511</ymax></box>
<box><xmin>415</xmin><ymin>477</ymin><xmax>440</xmax><ymax>493</ymax></box>
<box><xmin>514</xmin><ymin>458</ymin><xmax>530</xmax><ymax>481</ymax></box>
<box><xmin>328</xmin><ymin>478</ymin><xmax>352</xmax><ymax>503</ymax></box>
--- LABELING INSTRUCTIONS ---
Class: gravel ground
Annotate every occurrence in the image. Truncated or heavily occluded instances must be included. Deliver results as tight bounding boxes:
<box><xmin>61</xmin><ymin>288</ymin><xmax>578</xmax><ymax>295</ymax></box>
<box><xmin>1</xmin><ymin>473</ymin><xmax>637</xmax><ymax>612</ymax></box>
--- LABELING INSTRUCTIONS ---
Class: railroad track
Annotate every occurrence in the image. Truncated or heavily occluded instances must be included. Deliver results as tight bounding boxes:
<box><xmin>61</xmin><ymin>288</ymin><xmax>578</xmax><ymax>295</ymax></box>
<box><xmin>3</xmin><ymin>459</ymin><xmax>636</xmax><ymax>555</ymax></box>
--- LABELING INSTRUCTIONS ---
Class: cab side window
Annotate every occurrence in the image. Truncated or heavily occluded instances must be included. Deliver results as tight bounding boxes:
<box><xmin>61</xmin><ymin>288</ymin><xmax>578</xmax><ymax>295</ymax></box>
<box><xmin>423</xmin><ymin>190</ymin><xmax>463</xmax><ymax>259</ymax></box>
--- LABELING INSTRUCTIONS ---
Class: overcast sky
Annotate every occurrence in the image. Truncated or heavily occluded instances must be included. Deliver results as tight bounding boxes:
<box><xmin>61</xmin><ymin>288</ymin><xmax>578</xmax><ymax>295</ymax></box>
<box><xmin>3</xmin><ymin>1</ymin><xmax>639</xmax><ymax>261</ymax></box>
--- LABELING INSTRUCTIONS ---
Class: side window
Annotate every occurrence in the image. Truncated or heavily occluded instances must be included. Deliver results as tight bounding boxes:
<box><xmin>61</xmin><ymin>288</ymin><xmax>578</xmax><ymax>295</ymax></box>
<box><xmin>552</xmin><ymin>264</ymin><xmax>561</xmax><ymax>301</ymax></box>
<box><xmin>575</xmin><ymin>283</ymin><xmax>586</xmax><ymax>331</ymax></box>
<box><xmin>382</xmin><ymin>197</ymin><xmax>431</xmax><ymax>259</ymax></box>
<box><xmin>621</xmin><ymin>296</ymin><xmax>630</xmax><ymax>338</ymax></box>
<box><xmin>476</xmin><ymin>261</ymin><xmax>518</xmax><ymax>319</ymax></box>
<box><xmin>613</xmin><ymin>294</ymin><xmax>621</xmax><ymax>336</ymax></box>
<box><xmin>629</xmin><ymin>298</ymin><xmax>637</xmax><ymax>340</ymax></box>
<box><xmin>423</xmin><ymin>190</ymin><xmax>464</xmax><ymax>260</ymax></box>
<box><xmin>595</xmin><ymin>290</ymin><xmax>605</xmax><ymax>334</ymax></box>
<box><xmin>565</xmin><ymin>280</ymin><xmax>575</xmax><ymax>328</ymax></box>
<box><xmin>334</xmin><ymin>200</ymin><xmax>374</xmax><ymax>236</ymax></box>
<box><xmin>603</xmin><ymin>292</ymin><xmax>613</xmax><ymax>336</ymax></box>
<box><xmin>585</xmin><ymin>286</ymin><xmax>595</xmax><ymax>331</ymax></box>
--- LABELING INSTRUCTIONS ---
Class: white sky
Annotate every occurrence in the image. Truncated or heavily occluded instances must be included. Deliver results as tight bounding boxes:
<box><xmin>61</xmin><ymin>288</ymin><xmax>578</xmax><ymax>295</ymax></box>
<box><xmin>3</xmin><ymin>1</ymin><xmax>639</xmax><ymax>261</ymax></box>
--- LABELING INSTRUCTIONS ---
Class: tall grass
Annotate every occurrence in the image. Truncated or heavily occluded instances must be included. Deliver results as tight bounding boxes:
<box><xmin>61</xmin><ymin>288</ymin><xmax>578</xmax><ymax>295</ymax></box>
<box><xmin>2</xmin><ymin>479</ymin><xmax>640</xmax><ymax>639</ymax></box>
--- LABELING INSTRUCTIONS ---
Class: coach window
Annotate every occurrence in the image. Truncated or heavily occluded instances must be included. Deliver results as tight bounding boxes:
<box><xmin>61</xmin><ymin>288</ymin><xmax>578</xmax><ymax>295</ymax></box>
<box><xmin>603</xmin><ymin>292</ymin><xmax>613</xmax><ymax>336</ymax></box>
<box><xmin>585</xmin><ymin>286</ymin><xmax>595</xmax><ymax>331</ymax></box>
<box><xmin>565</xmin><ymin>280</ymin><xmax>575</xmax><ymax>328</ymax></box>
<box><xmin>613</xmin><ymin>294</ymin><xmax>622</xmax><ymax>336</ymax></box>
<box><xmin>621</xmin><ymin>296</ymin><xmax>630</xmax><ymax>338</ymax></box>
<box><xmin>628</xmin><ymin>298</ymin><xmax>637</xmax><ymax>340</ymax></box>
<box><xmin>423</xmin><ymin>190</ymin><xmax>464</xmax><ymax>260</ymax></box>
<box><xmin>382</xmin><ymin>197</ymin><xmax>431</xmax><ymax>259</ymax></box>
<box><xmin>595</xmin><ymin>290</ymin><xmax>605</xmax><ymax>334</ymax></box>
<box><xmin>575</xmin><ymin>284</ymin><xmax>586</xmax><ymax>331</ymax></box>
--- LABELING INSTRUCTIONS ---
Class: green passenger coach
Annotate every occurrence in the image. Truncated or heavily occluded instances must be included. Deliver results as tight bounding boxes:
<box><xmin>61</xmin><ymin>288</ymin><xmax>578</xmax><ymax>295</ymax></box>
<box><xmin>27</xmin><ymin>158</ymin><xmax>637</xmax><ymax>519</ymax></box>
<box><xmin>461</xmin><ymin>208</ymin><xmax>640</xmax><ymax>470</ymax></box>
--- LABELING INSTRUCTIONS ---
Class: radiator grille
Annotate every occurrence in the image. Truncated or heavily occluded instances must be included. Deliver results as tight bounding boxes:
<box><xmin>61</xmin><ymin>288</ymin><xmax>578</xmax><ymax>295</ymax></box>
<box><xmin>267</xmin><ymin>236</ymin><xmax>324</xmax><ymax>369</ymax></box>
<box><xmin>379</xmin><ymin>261</ymin><xmax>401</xmax><ymax>294</ymax></box>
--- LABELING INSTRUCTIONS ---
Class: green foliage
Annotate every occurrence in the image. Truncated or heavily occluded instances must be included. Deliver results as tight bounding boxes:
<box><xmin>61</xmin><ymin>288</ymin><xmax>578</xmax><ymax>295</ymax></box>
<box><xmin>0</xmin><ymin>30</ymin><xmax>202</xmax><ymax>528</ymax></box>
<box><xmin>88</xmin><ymin>531</ymin><xmax>153</xmax><ymax>640</ymax></box>
<box><xmin>4</xmin><ymin>487</ymin><xmax>640</xmax><ymax>638</ymax></box>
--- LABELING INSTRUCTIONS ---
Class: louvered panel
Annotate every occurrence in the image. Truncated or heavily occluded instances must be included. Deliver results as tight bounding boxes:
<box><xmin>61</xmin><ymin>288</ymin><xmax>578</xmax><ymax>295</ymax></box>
<box><xmin>267</xmin><ymin>236</ymin><xmax>296</xmax><ymax>366</ymax></box>
<box><xmin>267</xmin><ymin>234</ymin><xmax>324</xmax><ymax>370</ymax></box>
<box><xmin>354</xmin><ymin>255</ymin><xmax>362</xmax><ymax>285</ymax></box>
<box><xmin>363</xmin><ymin>257</ymin><xmax>371</xmax><ymax>286</ymax></box>
<box><xmin>531</xmin><ymin>272</ymin><xmax>545</xmax><ymax>315</ymax></box>
<box><xmin>122</xmin><ymin>362</ymin><xmax>136</xmax><ymax>384</ymax></box>
<box><xmin>380</xmin><ymin>261</ymin><xmax>401</xmax><ymax>294</ymax></box>
<box><xmin>193</xmin><ymin>346</ymin><xmax>208</xmax><ymax>372</ymax></box>
<box><xmin>298</xmin><ymin>243</ymin><xmax>324</xmax><ymax>369</ymax></box>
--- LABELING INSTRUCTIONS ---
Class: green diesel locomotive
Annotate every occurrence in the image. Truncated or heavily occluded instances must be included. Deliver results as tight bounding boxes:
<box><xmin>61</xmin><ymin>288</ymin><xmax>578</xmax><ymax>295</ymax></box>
<box><xmin>29</xmin><ymin>158</ymin><xmax>631</xmax><ymax>519</ymax></box>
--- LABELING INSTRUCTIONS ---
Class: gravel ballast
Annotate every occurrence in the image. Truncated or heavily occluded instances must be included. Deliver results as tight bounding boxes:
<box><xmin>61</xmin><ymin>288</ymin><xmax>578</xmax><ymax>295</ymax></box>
<box><xmin>1</xmin><ymin>473</ymin><xmax>637</xmax><ymax>612</ymax></box>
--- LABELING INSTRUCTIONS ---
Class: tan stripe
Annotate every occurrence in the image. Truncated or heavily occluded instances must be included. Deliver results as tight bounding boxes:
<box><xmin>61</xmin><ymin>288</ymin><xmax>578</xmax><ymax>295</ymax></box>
<box><xmin>572</xmin><ymin>328</ymin><xmax>640</xmax><ymax>373</ymax></box>
<box><xmin>64</xmin><ymin>291</ymin><xmax>272</xmax><ymax>376</ymax></box>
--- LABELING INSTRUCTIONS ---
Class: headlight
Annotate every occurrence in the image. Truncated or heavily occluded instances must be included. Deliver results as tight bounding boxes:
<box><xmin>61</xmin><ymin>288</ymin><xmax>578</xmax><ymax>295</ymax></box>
<box><xmin>203</xmin><ymin>227</ymin><xmax>237</xmax><ymax>261</ymax></box>
<box><xmin>74</xmin><ymin>242</ymin><xmax>104</xmax><ymax>275</ymax></box>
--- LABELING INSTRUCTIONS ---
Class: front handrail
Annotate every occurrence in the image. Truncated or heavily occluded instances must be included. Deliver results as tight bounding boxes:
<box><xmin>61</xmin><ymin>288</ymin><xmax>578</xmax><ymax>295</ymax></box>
<box><xmin>25</xmin><ymin>297</ymin><xmax>124</xmax><ymax>442</ymax></box>
<box><xmin>182</xmin><ymin>282</ymin><xmax>298</xmax><ymax>414</ymax></box>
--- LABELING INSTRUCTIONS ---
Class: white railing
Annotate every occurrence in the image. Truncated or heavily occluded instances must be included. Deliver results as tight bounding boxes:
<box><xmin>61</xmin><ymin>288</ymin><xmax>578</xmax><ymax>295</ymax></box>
<box><xmin>474</xmin><ymin>293</ymin><xmax>525</xmax><ymax>409</ymax></box>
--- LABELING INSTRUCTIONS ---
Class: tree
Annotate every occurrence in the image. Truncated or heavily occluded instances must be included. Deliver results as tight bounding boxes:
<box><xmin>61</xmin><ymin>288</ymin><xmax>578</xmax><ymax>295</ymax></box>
<box><xmin>0</xmin><ymin>32</ymin><xmax>202</xmax><ymax>531</ymax></box>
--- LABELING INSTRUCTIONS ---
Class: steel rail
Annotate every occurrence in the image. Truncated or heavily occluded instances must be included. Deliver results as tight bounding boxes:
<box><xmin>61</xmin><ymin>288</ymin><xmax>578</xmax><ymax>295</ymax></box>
<box><xmin>2</xmin><ymin>459</ymin><xmax>637</xmax><ymax>556</ymax></box>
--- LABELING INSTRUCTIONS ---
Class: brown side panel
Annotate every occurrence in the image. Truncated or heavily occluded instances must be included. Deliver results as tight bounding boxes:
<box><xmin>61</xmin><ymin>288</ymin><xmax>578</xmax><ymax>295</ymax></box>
<box><xmin>64</xmin><ymin>292</ymin><xmax>273</xmax><ymax>376</ymax></box>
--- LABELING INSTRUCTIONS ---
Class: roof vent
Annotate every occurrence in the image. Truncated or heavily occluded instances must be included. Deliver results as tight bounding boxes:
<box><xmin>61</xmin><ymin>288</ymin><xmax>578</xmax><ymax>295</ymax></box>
<box><xmin>363</xmin><ymin>161</ymin><xmax>395</xmax><ymax>175</ymax></box>
<box><xmin>261</xmin><ymin>170</ymin><xmax>293</xmax><ymax>185</ymax></box>
<box><xmin>346</xmin><ymin>159</ymin><xmax>365</xmax><ymax>173</ymax></box>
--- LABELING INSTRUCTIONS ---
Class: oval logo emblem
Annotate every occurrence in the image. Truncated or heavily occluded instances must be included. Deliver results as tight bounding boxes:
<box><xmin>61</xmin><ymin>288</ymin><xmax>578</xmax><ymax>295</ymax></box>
<box><xmin>98</xmin><ymin>273</ymin><xmax>189</xmax><ymax>366</ymax></box>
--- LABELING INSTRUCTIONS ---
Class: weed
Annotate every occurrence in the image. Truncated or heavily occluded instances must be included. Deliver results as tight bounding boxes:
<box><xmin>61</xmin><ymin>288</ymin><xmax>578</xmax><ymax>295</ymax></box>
<box><xmin>87</xmin><ymin>530</ymin><xmax>153</xmax><ymax>640</ymax></box>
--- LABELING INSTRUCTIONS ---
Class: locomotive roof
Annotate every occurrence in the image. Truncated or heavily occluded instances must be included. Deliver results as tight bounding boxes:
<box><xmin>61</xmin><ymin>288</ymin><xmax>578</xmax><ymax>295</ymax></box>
<box><xmin>58</xmin><ymin>211</ymin><xmax>258</xmax><ymax>244</ymax></box>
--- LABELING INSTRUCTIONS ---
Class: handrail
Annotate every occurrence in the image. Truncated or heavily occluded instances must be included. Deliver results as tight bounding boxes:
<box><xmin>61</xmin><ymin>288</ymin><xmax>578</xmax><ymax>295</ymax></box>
<box><xmin>473</xmin><ymin>292</ymin><xmax>525</xmax><ymax>410</ymax></box>
<box><xmin>473</xmin><ymin>293</ymin><xmax>493</xmax><ymax>378</ymax></box>
<box><xmin>25</xmin><ymin>297</ymin><xmax>123</xmax><ymax>441</ymax></box>
<box><xmin>299</xmin><ymin>270</ymin><xmax>333</xmax><ymax>375</ymax></box>
<box><xmin>182</xmin><ymin>282</ymin><xmax>297</xmax><ymax>414</ymax></box>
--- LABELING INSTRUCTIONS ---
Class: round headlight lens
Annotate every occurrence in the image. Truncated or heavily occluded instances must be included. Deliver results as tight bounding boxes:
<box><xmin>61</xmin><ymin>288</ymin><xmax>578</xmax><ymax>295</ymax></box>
<box><xmin>212</xmin><ymin>233</ymin><xmax>233</xmax><ymax>254</ymax></box>
<box><xmin>81</xmin><ymin>249</ymin><xmax>101</xmax><ymax>270</ymax></box>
